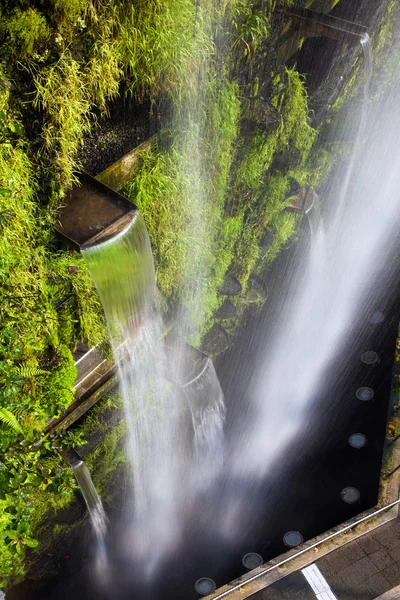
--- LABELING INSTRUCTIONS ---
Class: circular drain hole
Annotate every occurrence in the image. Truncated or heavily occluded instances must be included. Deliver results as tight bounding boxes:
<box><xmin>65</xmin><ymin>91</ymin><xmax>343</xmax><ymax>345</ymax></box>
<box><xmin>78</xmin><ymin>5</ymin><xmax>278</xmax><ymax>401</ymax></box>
<box><xmin>341</xmin><ymin>487</ymin><xmax>360</xmax><ymax>504</ymax></box>
<box><xmin>356</xmin><ymin>387</ymin><xmax>374</xmax><ymax>401</ymax></box>
<box><xmin>195</xmin><ymin>578</ymin><xmax>216</xmax><ymax>596</ymax></box>
<box><xmin>349</xmin><ymin>433</ymin><xmax>367</xmax><ymax>449</ymax></box>
<box><xmin>369</xmin><ymin>311</ymin><xmax>385</xmax><ymax>324</ymax></box>
<box><xmin>242</xmin><ymin>553</ymin><xmax>263</xmax><ymax>570</ymax></box>
<box><xmin>283</xmin><ymin>531</ymin><xmax>303</xmax><ymax>548</ymax></box>
<box><xmin>361</xmin><ymin>351</ymin><xmax>379</xmax><ymax>365</ymax></box>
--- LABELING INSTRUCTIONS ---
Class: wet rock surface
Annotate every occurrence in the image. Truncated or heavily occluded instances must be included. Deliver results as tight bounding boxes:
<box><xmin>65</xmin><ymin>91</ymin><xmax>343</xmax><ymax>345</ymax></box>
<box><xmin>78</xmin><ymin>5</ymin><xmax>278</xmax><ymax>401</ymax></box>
<box><xmin>219</xmin><ymin>273</ymin><xmax>242</xmax><ymax>296</ymax></box>
<box><xmin>53</xmin><ymin>495</ymin><xmax>87</xmax><ymax>525</ymax></box>
<box><xmin>201</xmin><ymin>323</ymin><xmax>230</xmax><ymax>353</ymax></box>
<box><xmin>79</xmin><ymin>407</ymin><xmax>124</xmax><ymax>458</ymax></box>
<box><xmin>216</xmin><ymin>299</ymin><xmax>238</xmax><ymax>319</ymax></box>
<box><xmin>259</xmin><ymin>230</ymin><xmax>275</xmax><ymax>258</ymax></box>
<box><xmin>248</xmin><ymin>273</ymin><xmax>268</xmax><ymax>299</ymax></box>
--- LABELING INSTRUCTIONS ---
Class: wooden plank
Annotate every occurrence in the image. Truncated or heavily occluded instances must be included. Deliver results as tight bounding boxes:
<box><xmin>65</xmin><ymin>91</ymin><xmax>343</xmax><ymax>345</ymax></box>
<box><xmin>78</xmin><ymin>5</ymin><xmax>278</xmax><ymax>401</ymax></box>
<box><xmin>49</xmin><ymin>373</ymin><xmax>118</xmax><ymax>432</ymax></box>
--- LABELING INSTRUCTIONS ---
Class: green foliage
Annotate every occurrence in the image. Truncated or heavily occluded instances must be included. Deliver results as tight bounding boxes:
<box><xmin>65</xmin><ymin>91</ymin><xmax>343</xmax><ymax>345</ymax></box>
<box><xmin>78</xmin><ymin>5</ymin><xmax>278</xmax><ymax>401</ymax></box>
<box><xmin>0</xmin><ymin>0</ymin><xmax>339</xmax><ymax>583</ymax></box>
<box><xmin>34</xmin><ymin>54</ymin><xmax>92</xmax><ymax>188</ymax></box>
<box><xmin>1</xmin><ymin>8</ymin><xmax>50</xmax><ymax>59</ymax></box>
<box><xmin>0</xmin><ymin>77</ymin><xmax>107</xmax><ymax>582</ymax></box>
<box><xmin>236</xmin><ymin>69</ymin><xmax>316</xmax><ymax>189</ymax></box>
<box><xmin>50</xmin><ymin>0</ymin><xmax>86</xmax><ymax>32</ymax></box>
<box><xmin>43</xmin><ymin>345</ymin><xmax>77</xmax><ymax>418</ymax></box>
<box><xmin>0</xmin><ymin>429</ymin><xmax>81</xmax><ymax>583</ymax></box>
<box><xmin>0</xmin><ymin>408</ymin><xmax>23</xmax><ymax>435</ymax></box>
<box><xmin>126</xmin><ymin>147</ymin><xmax>188</xmax><ymax>299</ymax></box>
<box><xmin>48</xmin><ymin>252</ymin><xmax>107</xmax><ymax>348</ymax></box>
<box><xmin>125</xmin><ymin>76</ymin><xmax>241</xmax><ymax>332</ymax></box>
<box><xmin>231</xmin><ymin>0</ymin><xmax>273</xmax><ymax>58</ymax></box>
<box><xmin>16</xmin><ymin>365</ymin><xmax>50</xmax><ymax>379</ymax></box>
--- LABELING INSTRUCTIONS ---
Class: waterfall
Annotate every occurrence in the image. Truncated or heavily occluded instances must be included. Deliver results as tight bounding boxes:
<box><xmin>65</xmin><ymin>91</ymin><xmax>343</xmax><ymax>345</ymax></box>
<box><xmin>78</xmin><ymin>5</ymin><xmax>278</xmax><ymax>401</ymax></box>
<box><xmin>217</xmin><ymin>31</ymin><xmax>400</xmax><ymax>540</ymax></box>
<box><xmin>82</xmin><ymin>212</ymin><xmax>225</xmax><ymax>576</ymax></box>
<box><xmin>333</xmin><ymin>33</ymin><xmax>373</xmax><ymax>228</ymax></box>
<box><xmin>71</xmin><ymin>460</ymin><xmax>109</xmax><ymax>579</ymax></box>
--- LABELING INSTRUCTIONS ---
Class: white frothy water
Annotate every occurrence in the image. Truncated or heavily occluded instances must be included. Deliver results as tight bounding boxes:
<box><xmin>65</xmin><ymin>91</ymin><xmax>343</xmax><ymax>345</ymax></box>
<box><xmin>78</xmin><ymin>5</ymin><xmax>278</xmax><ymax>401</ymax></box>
<box><xmin>83</xmin><ymin>213</ymin><xmax>225</xmax><ymax>576</ymax></box>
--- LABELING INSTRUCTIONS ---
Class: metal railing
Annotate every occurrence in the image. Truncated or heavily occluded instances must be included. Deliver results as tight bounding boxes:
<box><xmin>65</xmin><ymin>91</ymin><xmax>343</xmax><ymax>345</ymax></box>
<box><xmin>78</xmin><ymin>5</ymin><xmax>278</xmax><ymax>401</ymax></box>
<box><xmin>210</xmin><ymin>497</ymin><xmax>400</xmax><ymax>600</ymax></box>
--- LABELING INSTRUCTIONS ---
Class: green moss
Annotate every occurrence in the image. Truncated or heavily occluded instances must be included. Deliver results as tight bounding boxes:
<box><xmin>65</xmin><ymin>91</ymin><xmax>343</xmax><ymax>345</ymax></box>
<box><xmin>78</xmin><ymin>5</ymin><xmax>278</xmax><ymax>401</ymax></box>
<box><xmin>51</xmin><ymin>0</ymin><xmax>86</xmax><ymax>32</ymax></box>
<box><xmin>74</xmin><ymin>390</ymin><xmax>127</xmax><ymax>500</ymax></box>
<box><xmin>125</xmin><ymin>78</ymin><xmax>241</xmax><ymax>333</ymax></box>
<box><xmin>236</xmin><ymin>69</ymin><xmax>315</xmax><ymax>190</ymax></box>
<box><xmin>1</xmin><ymin>8</ymin><xmax>50</xmax><ymax>59</ymax></box>
<box><xmin>44</xmin><ymin>345</ymin><xmax>77</xmax><ymax>418</ymax></box>
<box><xmin>125</xmin><ymin>147</ymin><xmax>189</xmax><ymax>299</ymax></box>
<box><xmin>48</xmin><ymin>252</ymin><xmax>107</xmax><ymax>348</ymax></box>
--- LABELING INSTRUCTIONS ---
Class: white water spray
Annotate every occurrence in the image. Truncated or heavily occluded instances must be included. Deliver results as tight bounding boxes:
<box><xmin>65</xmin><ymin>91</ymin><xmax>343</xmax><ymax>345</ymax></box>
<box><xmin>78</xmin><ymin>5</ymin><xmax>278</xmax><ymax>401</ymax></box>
<box><xmin>221</xmin><ymin>33</ymin><xmax>400</xmax><ymax>516</ymax></box>
<box><xmin>83</xmin><ymin>213</ymin><xmax>225</xmax><ymax>576</ymax></box>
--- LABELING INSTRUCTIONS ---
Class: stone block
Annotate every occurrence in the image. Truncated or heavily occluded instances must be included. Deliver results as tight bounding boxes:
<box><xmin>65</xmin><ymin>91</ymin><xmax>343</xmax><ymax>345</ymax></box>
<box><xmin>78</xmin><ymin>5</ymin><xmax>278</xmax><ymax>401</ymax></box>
<box><xmin>358</xmin><ymin>534</ymin><xmax>383</xmax><ymax>555</ymax></box>
<box><xmin>387</xmin><ymin>542</ymin><xmax>400</xmax><ymax>562</ymax></box>
<box><xmin>353</xmin><ymin>556</ymin><xmax>379</xmax><ymax>578</ymax></box>
<box><xmin>324</xmin><ymin>550</ymin><xmax>353</xmax><ymax>573</ymax></box>
<box><xmin>316</xmin><ymin>557</ymin><xmax>335</xmax><ymax>576</ymax></box>
<box><xmin>369</xmin><ymin>549</ymin><xmax>394</xmax><ymax>571</ymax></box>
<box><xmin>373</xmin><ymin>525</ymin><xmax>399</xmax><ymax>548</ymax></box>
<box><xmin>340</xmin><ymin>541</ymin><xmax>367</xmax><ymax>563</ymax></box>
<box><xmin>382</xmin><ymin>562</ymin><xmax>400</xmax><ymax>586</ymax></box>
<box><xmin>339</xmin><ymin>564</ymin><xmax>364</xmax><ymax>587</ymax></box>
<box><xmin>364</xmin><ymin>572</ymin><xmax>392</xmax><ymax>596</ymax></box>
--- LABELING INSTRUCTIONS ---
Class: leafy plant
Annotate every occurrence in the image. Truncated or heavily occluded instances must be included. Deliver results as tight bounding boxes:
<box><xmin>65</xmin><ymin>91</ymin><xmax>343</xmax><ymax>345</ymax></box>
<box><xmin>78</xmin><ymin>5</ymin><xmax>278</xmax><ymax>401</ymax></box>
<box><xmin>0</xmin><ymin>408</ymin><xmax>23</xmax><ymax>435</ymax></box>
<box><xmin>231</xmin><ymin>0</ymin><xmax>272</xmax><ymax>58</ymax></box>
<box><xmin>1</xmin><ymin>8</ymin><xmax>50</xmax><ymax>59</ymax></box>
<box><xmin>16</xmin><ymin>365</ymin><xmax>50</xmax><ymax>379</ymax></box>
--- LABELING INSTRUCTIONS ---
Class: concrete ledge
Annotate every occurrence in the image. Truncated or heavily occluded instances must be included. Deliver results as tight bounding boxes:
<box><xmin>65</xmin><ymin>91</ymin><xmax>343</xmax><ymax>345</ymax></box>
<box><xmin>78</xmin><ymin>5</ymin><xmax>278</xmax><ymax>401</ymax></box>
<box><xmin>207</xmin><ymin>503</ymin><xmax>399</xmax><ymax>600</ymax></box>
<box><xmin>375</xmin><ymin>583</ymin><xmax>400</xmax><ymax>600</ymax></box>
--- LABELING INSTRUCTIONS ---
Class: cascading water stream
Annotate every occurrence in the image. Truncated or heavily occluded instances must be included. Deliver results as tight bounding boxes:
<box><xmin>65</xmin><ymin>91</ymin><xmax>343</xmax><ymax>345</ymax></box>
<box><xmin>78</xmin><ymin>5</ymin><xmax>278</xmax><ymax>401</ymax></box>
<box><xmin>82</xmin><ymin>212</ymin><xmax>226</xmax><ymax>577</ymax></box>
<box><xmin>80</xmin><ymin>0</ymin><xmax>227</xmax><ymax>578</ymax></box>
<box><xmin>333</xmin><ymin>33</ymin><xmax>373</xmax><ymax>228</ymax></box>
<box><xmin>71</xmin><ymin>460</ymin><xmax>108</xmax><ymax>579</ymax></box>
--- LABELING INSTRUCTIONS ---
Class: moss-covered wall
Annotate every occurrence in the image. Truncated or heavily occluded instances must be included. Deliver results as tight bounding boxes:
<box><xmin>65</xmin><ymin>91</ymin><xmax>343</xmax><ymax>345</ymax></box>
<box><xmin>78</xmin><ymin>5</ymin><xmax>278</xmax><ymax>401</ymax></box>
<box><xmin>0</xmin><ymin>0</ymin><xmax>398</xmax><ymax>587</ymax></box>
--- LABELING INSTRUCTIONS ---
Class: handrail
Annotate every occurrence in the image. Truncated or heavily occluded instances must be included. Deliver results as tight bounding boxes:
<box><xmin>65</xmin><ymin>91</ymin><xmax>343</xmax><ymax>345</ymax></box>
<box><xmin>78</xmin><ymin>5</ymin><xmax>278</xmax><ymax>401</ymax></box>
<box><xmin>209</xmin><ymin>497</ymin><xmax>400</xmax><ymax>600</ymax></box>
<box><xmin>282</xmin><ymin>6</ymin><xmax>368</xmax><ymax>41</ymax></box>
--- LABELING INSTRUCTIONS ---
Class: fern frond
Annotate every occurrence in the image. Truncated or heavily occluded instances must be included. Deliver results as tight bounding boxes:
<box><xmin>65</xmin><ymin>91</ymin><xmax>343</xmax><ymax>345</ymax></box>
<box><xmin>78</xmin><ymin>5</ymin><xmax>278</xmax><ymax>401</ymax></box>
<box><xmin>17</xmin><ymin>365</ymin><xmax>49</xmax><ymax>378</ymax></box>
<box><xmin>0</xmin><ymin>408</ymin><xmax>24</xmax><ymax>435</ymax></box>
